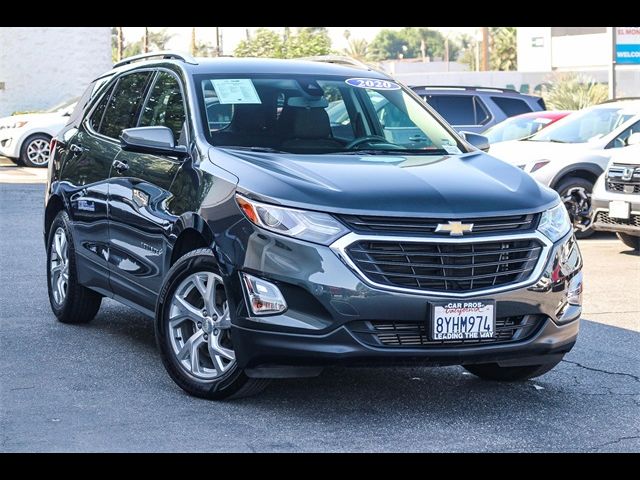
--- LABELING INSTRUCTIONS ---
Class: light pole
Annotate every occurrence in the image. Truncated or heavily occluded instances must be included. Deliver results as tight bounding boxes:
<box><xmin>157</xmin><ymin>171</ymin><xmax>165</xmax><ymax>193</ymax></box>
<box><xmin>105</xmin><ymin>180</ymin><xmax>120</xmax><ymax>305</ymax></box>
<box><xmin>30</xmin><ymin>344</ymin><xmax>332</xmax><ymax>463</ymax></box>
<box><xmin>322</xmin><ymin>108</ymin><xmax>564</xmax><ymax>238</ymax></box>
<box><xmin>609</xmin><ymin>27</ymin><xmax>617</xmax><ymax>100</ymax></box>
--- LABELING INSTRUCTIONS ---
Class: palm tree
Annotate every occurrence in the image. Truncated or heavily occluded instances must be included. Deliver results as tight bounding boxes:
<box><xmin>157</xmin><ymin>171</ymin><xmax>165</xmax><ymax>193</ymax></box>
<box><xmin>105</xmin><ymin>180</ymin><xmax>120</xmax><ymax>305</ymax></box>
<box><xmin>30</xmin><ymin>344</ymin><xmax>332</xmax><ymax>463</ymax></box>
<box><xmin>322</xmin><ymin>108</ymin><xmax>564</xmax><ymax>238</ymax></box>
<box><xmin>343</xmin><ymin>29</ymin><xmax>369</xmax><ymax>61</ymax></box>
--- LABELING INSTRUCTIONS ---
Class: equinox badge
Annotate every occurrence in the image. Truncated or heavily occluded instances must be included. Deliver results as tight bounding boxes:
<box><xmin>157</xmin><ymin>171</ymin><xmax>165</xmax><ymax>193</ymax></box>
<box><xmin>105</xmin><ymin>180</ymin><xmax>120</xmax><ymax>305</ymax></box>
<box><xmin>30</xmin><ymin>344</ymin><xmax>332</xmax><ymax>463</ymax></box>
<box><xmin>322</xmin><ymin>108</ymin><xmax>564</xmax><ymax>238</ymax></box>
<box><xmin>435</xmin><ymin>221</ymin><xmax>474</xmax><ymax>236</ymax></box>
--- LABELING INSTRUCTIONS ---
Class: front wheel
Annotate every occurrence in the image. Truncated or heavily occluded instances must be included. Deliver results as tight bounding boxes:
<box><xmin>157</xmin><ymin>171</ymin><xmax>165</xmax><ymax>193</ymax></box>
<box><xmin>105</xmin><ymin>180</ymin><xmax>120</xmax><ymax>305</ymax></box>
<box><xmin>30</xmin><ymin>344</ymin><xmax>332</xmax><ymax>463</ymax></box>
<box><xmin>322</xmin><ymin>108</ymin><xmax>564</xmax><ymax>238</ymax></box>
<box><xmin>556</xmin><ymin>177</ymin><xmax>594</xmax><ymax>239</ymax></box>
<box><xmin>463</xmin><ymin>359</ymin><xmax>561</xmax><ymax>381</ymax></box>
<box><xmin>617</xmin><ymin>232</ymin><xmax>640</xmax><ymax>251</ymax></box>
<box><xmin>155</xmin><ymin>249</ymin><xmax>270</xmax><ymax>400</ymax></box>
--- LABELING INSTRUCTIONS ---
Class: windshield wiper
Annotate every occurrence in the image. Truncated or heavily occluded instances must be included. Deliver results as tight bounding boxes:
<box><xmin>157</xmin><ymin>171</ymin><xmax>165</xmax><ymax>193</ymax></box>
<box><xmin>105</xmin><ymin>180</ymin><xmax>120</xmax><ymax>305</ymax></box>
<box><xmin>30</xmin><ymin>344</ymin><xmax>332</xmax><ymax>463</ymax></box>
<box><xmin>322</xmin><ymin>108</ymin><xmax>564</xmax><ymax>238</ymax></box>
<box><xmin>546</xmin><ymin>139</ymin><xmax>568</xmax><ymax>143</ymax></box>
<box><xmin>220</xmin><ymin>146</ymin><xmax>286</xmax><ymax>154</ymax></box>
<box><xmin>332</xmin><ymin>148</ymin><xmax>450</xmax><ymax>156</ymax></box>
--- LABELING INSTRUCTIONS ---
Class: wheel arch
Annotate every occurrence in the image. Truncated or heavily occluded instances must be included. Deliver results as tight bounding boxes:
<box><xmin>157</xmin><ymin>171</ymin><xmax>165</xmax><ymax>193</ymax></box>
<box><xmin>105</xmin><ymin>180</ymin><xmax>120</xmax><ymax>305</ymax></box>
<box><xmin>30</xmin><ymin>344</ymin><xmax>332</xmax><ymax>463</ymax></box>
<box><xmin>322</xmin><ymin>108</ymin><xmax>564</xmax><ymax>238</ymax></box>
<box><xmin>549</xmin><ymin>163</ymin><xmax>603</xmax><ymax>190</ymax></box>
<box><xmin>169</xmin><ymin>214</ymin><xmax>215</xmax><ymax>267</ymax></box>
<box><xmin>44</xmin><ymin>194</ymin><xmax>65</xmax><ymax>242</ymax></box>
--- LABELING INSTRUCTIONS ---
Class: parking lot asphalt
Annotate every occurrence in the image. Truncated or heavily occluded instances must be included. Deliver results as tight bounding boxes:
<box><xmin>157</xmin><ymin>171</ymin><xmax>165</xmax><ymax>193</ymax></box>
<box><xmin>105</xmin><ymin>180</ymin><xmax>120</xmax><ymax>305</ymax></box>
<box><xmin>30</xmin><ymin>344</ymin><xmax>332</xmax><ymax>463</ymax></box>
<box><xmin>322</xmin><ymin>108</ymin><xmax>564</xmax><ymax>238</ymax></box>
<box><xmin>1</xmin><ymin>182</ymin><xmax>638</xmax><ymax>452</ymax></box>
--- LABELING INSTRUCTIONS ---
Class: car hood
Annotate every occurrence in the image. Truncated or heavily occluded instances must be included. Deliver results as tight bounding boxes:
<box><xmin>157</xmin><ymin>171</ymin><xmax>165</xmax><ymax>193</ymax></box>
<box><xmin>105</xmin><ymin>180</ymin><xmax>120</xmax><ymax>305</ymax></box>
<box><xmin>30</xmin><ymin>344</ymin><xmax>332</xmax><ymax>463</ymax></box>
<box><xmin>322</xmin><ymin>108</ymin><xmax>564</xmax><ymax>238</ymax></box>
<box><xmin>489</xmin><ymin>139</ymin><xmax>600</xmax><ymax>166</ymax></box>
<box><xmin>209</xmin><ymin>148</ymin><xmax>558</xmax><ymax>218</ymax></box>
<box><xmin>608</xmin><ymin>144</ymin><xmax>640</xmax><ymax>166</ymax></box>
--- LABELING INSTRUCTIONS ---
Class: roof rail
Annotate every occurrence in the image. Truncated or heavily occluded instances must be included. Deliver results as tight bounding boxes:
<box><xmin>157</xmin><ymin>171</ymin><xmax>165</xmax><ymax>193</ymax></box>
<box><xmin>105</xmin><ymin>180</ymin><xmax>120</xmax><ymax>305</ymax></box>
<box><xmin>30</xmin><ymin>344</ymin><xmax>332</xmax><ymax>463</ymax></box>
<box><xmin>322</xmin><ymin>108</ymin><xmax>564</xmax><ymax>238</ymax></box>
<box><xmin>300</xmin><ymin>55</ymin><xmax>371</xmax><ymax>69</ymax></box>
<box><xmin>599</xmin><ymin>97</ymin><xmax>640</xmax><ymax>104</ymax></box>
<box><xmin>411</xmin><ymin>85</ymin><xmax>519</xmax><ymax>93</ymax></box>
<box><xmin>113</xmin><ymin>51</ymin><xmax>198</xmax><ymax>68</ymax></box>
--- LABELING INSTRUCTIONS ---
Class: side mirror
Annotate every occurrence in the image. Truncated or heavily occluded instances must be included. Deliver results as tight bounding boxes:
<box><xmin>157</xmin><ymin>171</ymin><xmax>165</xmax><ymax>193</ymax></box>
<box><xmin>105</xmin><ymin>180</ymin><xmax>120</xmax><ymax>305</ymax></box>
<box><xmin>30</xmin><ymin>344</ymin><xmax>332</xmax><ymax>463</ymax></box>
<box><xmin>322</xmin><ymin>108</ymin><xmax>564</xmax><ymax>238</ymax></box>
<box><xmin>627</xmin><ymin>132</ymin><xmax>640</xmax><ymax>146</ymax></box>
<box><xmin>120</xmin><ymin>126</ymin><xmax>188</xmax><ymax>158</ymax></box>
<box><xmin>460</xmin><ymin>131</ymin><xmax>490</xmax><ymax>152</ymax></box>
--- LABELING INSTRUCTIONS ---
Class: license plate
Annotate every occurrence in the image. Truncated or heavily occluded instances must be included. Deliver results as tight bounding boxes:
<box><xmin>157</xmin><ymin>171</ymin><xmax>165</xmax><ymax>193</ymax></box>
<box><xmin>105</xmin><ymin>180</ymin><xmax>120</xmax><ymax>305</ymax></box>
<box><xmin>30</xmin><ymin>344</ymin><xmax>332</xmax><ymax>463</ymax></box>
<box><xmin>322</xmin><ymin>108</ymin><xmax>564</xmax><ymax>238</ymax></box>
<box><xmin>431</xmin><ymin>300</ymin><xmax>495</xmax><ymax>341</ymax></box>
<box><xmin>609</xmin><ymin>200</ymin><xmax>630</xmax><ymax>219</ymax></box>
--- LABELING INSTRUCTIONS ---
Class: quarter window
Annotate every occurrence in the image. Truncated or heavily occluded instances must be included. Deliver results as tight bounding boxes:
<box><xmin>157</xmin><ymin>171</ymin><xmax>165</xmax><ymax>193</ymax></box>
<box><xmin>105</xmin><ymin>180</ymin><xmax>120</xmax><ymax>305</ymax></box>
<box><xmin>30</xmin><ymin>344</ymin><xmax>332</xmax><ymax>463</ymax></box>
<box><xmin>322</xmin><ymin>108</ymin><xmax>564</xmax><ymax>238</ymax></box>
<box><xmin>99</xmin><ymin>72</ymin><xmax>152</xmax><ymax>139</ymax></box>
<box><xmin>139</xmin><ymin>72</ymin><xmax>187</xmax><ymax>143</ymax></box>
<box><xmin>491</xmin><ymin>96</ymin><xmax>532</xmax><ymax>117</ymax></box>
<box><xmin>88</xmin><ymin>83</ymin><xmax>115</xmax><ymax>133</ymax></box>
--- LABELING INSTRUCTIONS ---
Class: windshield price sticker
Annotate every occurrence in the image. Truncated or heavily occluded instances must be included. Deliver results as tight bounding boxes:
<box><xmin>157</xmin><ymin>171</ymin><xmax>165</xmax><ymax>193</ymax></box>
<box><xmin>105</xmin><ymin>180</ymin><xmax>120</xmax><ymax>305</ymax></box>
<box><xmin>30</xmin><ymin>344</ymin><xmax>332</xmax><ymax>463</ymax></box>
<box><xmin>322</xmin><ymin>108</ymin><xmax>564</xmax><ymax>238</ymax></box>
<box><xmin>345</xmin><ymin>78</ymin><xmax>401</xmax><ymax>90</ymax></box>
<box><xmin>210</xmin><ymin>79</ymin><xmax>262</xmax><ymax>104</ymax></box>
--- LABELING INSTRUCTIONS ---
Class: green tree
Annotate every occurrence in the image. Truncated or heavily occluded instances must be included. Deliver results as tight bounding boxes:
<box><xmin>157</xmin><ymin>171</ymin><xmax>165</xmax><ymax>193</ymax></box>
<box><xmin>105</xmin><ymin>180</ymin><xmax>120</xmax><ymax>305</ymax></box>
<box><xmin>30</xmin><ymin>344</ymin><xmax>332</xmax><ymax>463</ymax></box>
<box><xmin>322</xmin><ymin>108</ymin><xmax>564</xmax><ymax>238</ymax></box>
<box><xmin>368</xmin><ymin>28</ymin><xmax>455</xmax><ymax>62</ymax></box>
<box><xmin>284</xmin><ymin>28</ymin><xmax>331</xmax><ymax>58</ymax></box>
<box><xmin>490</xmin><ymin>27</ymin><xmax>517</xmax><ymax>71</ymax></box>
<box><xmin>234</xmin><ymin>27</ymin><xmax>331</xmax><ymax>59</ymax></box>
<box><xmin>343</xmin><ymin>30</ymin><xmax>370</xmax><ymax>61</ymax></box>
<box><xmin>457</xmin><ymin>33</ymin><xmax>478</xmax><ymax>70</ymax></box>
<box><xmin>234</xmin><ymin>28</ymin><xmax>285</xmax><ymax>58</ymax></box>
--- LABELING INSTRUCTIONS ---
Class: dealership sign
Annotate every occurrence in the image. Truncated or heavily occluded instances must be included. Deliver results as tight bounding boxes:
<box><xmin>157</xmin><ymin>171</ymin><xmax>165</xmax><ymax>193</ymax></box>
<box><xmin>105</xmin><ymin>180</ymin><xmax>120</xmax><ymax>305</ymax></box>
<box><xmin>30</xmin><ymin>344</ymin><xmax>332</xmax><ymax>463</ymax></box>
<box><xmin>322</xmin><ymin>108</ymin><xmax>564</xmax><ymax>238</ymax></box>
<box><xmin>616</xmin><ymin>27</ymin><xmax>640</xmax><ymax>64</ymax></box>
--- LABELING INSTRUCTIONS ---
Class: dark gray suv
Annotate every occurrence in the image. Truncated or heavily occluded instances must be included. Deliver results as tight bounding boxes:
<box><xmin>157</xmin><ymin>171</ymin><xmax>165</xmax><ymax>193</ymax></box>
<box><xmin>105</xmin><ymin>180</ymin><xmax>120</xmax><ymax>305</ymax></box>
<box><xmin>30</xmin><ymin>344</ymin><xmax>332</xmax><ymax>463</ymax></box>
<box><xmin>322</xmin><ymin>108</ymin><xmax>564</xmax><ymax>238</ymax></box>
<box><xmin>411</xmin><ymin>86</ymin><xmax>546</xmax><ymax>133</ymax></box>
<box><xmin>45</xmin><ymin>53</ymin><xmax>582</xmax><ymax>399</ymax></box>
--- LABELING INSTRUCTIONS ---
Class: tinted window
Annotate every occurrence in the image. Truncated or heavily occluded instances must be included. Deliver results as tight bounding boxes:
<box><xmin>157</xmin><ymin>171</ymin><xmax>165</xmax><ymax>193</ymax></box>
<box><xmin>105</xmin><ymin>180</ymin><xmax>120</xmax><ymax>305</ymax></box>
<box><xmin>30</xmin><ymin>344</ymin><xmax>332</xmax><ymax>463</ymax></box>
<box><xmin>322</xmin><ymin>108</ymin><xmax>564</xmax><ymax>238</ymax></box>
<box><xmin>610</xmin><ymin>121</ymin><xmax>640</xmax><ymax>148</ymax></box>
<box><xmin>426</xmin><ymin>95</ymin><xmax>476</xmax><ymax>125</ymax></box>
<box><xmin>88</xmin><ymin>83</ymin><xmax>115</xmax><ymax>133</ymax></box>
<box><xmin>491</xmin><ymin>96</ymin><xmax>532</xmax><ymax>117</ymax></box>
<box><xmin>100</xmin><ymin>72</ymin><xmax>152</xmax><ymax>139</ymax></box>
<box><xmin>139</xmin><ymin>72</ymin><xmax>187</xmax><ymax>143</ymax></box>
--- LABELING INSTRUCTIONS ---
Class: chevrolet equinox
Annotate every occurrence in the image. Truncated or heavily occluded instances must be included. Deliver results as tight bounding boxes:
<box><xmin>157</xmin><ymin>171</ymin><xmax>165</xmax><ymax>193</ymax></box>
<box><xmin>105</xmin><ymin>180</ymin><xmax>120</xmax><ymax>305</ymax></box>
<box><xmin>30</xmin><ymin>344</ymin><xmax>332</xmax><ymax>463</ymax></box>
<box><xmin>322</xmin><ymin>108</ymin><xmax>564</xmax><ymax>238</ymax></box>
<box><xmin>45</xmin><ymin>53</ymin><xmax>583</xmax><ymax>399</ymax></box>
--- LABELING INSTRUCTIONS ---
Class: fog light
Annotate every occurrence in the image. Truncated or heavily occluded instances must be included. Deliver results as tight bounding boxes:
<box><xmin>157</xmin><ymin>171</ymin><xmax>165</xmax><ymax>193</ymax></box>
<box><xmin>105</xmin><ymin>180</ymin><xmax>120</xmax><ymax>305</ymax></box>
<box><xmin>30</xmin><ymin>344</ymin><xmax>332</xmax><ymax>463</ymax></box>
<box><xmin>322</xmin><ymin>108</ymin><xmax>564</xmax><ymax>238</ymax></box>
<box><xmin>242</xmin><ymin>273</ymin><xmax>287</xmax><ymax>315</ymax></box>
<box><xmin>567</xmin><ymin>271</ymin><xmax>583</xmax><ymax>306</ymax></box>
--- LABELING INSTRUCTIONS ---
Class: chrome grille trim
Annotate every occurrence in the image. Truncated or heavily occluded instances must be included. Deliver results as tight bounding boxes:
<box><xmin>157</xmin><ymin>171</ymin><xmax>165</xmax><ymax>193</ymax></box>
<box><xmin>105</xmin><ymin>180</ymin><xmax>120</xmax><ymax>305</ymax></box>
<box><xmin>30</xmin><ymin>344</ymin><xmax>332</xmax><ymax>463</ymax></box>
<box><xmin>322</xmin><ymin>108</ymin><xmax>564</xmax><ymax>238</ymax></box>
<box><xmin>331</xmin><ymin>231</ymin><xmax>553</xmax><ymax>298</ymax></box>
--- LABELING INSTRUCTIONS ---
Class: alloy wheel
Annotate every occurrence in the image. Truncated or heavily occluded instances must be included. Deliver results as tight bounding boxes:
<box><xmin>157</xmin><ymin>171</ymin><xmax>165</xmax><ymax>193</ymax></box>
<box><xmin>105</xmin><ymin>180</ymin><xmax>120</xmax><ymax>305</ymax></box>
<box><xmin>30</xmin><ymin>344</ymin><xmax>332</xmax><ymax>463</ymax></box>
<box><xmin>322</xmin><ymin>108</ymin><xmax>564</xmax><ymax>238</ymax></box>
<box><xmin>26</xmin><ymin>138</ymin><xmax>50</xmax><ymax>166</ymax></box>
<box><xmin>168</xmin><ymin>272</ymin><xmax>235</xmax><ymax>379</ymax></box>
<box><xmin>50</xmin><ymin>227</ymin><xmax>69</xmax><ymax>305</ymax></box>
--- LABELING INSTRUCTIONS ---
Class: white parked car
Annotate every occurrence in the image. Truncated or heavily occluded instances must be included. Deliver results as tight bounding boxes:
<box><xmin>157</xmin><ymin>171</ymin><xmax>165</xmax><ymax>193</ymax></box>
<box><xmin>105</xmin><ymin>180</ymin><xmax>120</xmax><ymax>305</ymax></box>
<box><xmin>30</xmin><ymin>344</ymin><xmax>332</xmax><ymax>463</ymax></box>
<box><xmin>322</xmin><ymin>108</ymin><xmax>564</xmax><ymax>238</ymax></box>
<box><xmin>489</xmin><ymin>99</ymin><xmax>640</xmax><ymax>238</ymax></box>
<box><xmin>0</xmin><ymin>98</ymin><xmax>77</xmax><ymax>167</ymax></box>
<box><xmin>591</xmin><ymin>143</ymin><xmax>640</xmax><ymax>250</ymax></box>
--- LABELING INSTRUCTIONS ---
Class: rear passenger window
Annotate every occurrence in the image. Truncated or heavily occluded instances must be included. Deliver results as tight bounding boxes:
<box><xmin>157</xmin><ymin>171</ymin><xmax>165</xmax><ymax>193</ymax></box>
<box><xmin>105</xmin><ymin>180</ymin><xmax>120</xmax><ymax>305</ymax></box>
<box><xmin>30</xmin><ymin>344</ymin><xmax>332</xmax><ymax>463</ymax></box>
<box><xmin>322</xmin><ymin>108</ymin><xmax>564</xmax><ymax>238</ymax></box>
<box><xmin>139</xmin><ymin>72</ymin><xmax>187</xmax><ymax>143</ymax></box>
<box><xmin>99</xmin><ymin>72</ymin><xmax>152</xmax><ymax>139</ymax></box>
<box><xmin>426</xmin><ymin>95</ymin><xmax>486</xmax><ymax>126</ymax></box>
<box><xmin>491</xmin><ymin>96</ymin><xmax>532</xmax><ymax>117</ymax></box>
<box><xmin>88</xmin><ymin>83</ymin><xmax>115</xmax><ymax>133</ymax></box>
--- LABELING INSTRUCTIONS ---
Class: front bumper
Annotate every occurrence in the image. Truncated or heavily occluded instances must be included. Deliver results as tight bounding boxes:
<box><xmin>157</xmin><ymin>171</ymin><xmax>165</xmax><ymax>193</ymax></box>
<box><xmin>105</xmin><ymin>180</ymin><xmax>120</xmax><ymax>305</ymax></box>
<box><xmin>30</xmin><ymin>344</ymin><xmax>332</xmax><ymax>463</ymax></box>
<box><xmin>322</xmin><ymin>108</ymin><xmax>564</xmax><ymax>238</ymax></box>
<box><xmin>216</xmin><ymin>220</ymin><xmax>582</xmax><ymax>371</ymax></box>
<box><xmin>591</xmin><ymin>176</ymin><xmax>640</xmax><ymax>234</ymax></box>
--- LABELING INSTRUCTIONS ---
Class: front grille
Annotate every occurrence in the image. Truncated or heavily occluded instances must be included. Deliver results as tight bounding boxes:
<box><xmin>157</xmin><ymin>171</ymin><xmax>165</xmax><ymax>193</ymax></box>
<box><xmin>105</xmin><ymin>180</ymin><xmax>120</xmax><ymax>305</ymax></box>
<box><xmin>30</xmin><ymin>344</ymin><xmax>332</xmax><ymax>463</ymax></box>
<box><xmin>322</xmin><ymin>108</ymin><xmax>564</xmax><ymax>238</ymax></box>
<box><xmin>595</xmin><ymin>211</ymin><xmax>640</xmax><ymax>227</ymax></box>
<box><xmin>346</xmin><ymin>239</ymin><xmax>543</xmax><ymax>293</ymax></box>
<box><xmin>606</xmin><ymin>181</ymin><xmax>640</xmax><ymax>194</ymax></box>
<box><xmin>349</xmin><ymin>315</ymin><xmax>544</xmax><ymax>348</ymax></box>
<box><xmin>339</xmin><ymin>213</ymin><xmax>538</xmax><ymax>236</ymax></box>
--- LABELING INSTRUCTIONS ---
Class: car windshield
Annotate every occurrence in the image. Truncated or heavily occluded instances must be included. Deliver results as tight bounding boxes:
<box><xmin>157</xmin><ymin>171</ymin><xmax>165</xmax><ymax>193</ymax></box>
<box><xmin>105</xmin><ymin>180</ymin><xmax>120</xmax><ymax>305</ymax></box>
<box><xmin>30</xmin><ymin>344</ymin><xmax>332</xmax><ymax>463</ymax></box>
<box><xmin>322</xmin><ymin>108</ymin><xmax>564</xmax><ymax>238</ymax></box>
<box><xmin>45</xmin><ymin>97</ymin><xmax>79</xmax><ymax>113</ymax></box>
<box><xmin>528</xmin><ymin>106</ymin><xmax>635</xmax><ymax>143</ymax></box>
<box><xmin>485</xmin><ymin>115</ymin><xmax>555</xmax><ymax>143</ymax></box>
<box><xmin>196</xmin><ymin>74</ymin><xmax>463</xmax><ymax>155</ymax></box>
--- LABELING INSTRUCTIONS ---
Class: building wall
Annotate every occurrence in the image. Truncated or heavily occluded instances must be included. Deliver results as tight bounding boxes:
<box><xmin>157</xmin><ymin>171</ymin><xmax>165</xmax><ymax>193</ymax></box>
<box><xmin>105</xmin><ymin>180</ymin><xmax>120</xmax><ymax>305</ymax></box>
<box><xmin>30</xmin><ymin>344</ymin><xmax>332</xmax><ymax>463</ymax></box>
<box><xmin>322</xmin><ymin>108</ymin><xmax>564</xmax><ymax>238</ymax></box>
<box><xmin>0</xmin><ymin>27</ymin><xmax>112</xmax><ymax>117</ymax></box>
<box><xmin>517</xmin><ymin>27</ymin><xmax>552</xmax><ymax>72</ymax></box>
<box><xmin>551</xmin><ymin>32</ymin><xmax>610</xmax><ymax>70</ymax></box>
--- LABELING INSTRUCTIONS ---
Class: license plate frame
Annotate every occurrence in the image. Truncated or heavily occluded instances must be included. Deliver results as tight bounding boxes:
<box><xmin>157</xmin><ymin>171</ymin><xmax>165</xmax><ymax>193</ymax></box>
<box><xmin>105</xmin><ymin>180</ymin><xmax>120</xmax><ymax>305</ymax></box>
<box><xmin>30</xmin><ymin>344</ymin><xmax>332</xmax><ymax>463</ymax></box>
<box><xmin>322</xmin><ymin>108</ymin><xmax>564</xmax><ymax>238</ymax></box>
<box><xmin>430</xmin><ymin>300</ymin><xmax>496</xmax><ymax>341</ymax></box>
<box><xmin>609</xmin><ymin>200</ymin><xmax>630</xmax><ymax>220</ymax></box>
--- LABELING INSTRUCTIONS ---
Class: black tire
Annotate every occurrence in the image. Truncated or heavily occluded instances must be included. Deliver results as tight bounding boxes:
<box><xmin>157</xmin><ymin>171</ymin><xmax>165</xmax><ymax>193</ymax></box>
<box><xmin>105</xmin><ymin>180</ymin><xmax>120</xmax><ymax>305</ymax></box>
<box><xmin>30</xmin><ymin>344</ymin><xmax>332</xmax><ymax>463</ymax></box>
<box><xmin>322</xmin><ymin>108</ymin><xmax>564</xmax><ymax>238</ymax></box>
<box><xmin>47</xmin><ymin>211</ymin><xmax>102</xmax><ymax>324</ymax></box>
<box><xmin>155</xmin><ymin>248</ymin><xmax>270</xmax><ymax>400</ymax></box>
<box><xmin>20</xmin><ymin>133</ymin><xmax>51</xmax><ymax>168</ymax></box>
<box><xmin>463</xmin><ymin>359</ymin><xmax>561</xmax><ymax>381</ymax></box>
<box><xmin>555</xmin><ymin>176</ymin><xmax>594</xmax><ymax>239</ymax></box>
<box><xmin>617</xmin><ymin>232</ymin><xmax>640</xmax><ymax>251</ymax></box>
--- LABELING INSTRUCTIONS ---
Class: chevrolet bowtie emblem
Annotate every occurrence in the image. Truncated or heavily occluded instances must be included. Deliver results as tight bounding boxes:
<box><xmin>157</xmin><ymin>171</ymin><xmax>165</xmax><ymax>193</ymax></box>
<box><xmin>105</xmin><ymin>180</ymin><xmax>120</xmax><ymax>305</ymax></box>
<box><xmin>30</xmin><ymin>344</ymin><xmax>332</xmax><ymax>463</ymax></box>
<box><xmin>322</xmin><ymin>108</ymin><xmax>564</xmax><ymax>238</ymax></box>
<box><xmin>435</xmin><ymin>221</ymin><xmax>474</xmax><ymax>236</ymax></box>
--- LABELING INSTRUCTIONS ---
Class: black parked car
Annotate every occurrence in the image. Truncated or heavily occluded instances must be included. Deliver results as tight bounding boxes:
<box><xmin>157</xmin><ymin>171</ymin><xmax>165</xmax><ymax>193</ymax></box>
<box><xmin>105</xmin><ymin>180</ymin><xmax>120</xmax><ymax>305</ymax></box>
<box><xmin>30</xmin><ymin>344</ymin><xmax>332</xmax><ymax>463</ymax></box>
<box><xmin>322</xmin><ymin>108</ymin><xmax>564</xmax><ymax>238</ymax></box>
<box><xmin>45</xmin><ymin>52</ymin><xmax>582</xmax><ymax>399</ymax></box>
<box><xmin>410</xmin><ymin>86</ymin><xmax>546</xmax><ymax>133</ymax></box>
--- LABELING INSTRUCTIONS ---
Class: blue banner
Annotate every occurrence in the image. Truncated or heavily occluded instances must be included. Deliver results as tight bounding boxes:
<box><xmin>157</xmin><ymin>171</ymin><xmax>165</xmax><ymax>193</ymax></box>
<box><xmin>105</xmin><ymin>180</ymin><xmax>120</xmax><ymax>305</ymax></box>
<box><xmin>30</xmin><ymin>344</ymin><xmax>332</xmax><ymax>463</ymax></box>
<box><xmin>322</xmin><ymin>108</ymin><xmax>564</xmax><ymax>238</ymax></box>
<box><xmin>616</xmin><ymin>43</ymin><xmax>640</xmax><ymax>64</ymax></box>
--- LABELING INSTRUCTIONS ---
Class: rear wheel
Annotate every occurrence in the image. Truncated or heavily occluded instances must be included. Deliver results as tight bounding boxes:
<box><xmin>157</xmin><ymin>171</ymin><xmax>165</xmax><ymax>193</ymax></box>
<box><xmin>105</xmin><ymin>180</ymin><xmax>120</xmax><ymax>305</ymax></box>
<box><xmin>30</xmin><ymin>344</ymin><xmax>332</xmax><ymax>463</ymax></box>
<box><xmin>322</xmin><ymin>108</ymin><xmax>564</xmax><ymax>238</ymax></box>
<box><xmin>47</xmin><ymin>211</ymin><xmax>102</xmax><ymax>323</ymax></box>
<box><xmin>155</xmin><ymin>249</ymin><xmax>270</xmax><ymax>400</ymax></box>
<box><xmin>617</xmin><ymin>232</ymin><xmax>640</xmax><ymax>251</ymax></box>
<box><xmin>463</xmin><ymin>359</ymin><xmax>561</xmax><ymax>381</ymax></box>
<box><xmin>556</xmin><ymin>176</ymin><xmax>594</xmax><ymax>239</ymax></box>
<box><xmin>20</xmin><ymin>133</ymin><xmax>51</xmax><ymax>168</ymax></box>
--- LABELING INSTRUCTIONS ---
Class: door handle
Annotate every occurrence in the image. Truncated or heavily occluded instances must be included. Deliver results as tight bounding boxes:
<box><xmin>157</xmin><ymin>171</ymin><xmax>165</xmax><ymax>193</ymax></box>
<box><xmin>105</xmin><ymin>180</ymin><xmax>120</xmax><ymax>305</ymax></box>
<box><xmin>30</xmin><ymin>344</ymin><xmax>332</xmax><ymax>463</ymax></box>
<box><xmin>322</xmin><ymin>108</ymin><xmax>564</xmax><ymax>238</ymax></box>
<box><xmin>408</xmin><ymin>135</ymin><xmax>426</xmax><ymax>142</ymax></box>
<box><xmin>112</xmin><ymin>159</ymin><xmax>129</xmax><ymax>173</ymax></box>
<box><xmin>69</xmin><ymin>144</ymin><xmax>85</xmax><ymax>155</ymax></box>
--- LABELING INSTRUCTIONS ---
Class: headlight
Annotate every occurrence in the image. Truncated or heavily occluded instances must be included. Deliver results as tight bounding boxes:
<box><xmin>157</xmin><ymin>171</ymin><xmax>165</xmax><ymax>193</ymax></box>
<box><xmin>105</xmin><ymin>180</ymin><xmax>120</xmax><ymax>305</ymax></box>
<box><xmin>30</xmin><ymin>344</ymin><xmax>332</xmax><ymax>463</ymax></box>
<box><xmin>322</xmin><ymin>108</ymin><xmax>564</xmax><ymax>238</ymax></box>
<box><xmin>236</xmin><ymin>194</ymin><xmax>348</xmax><ymax>245</ymax></box>
<box><xmin>3</xmin><ymin>120</ymin><xmax>29</xmax><ymax>129</ymax></box>
<box><xmin>538</xmin><ymin>203</ymin><xmax>572</xmax><ymax>242</ymax></box>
